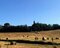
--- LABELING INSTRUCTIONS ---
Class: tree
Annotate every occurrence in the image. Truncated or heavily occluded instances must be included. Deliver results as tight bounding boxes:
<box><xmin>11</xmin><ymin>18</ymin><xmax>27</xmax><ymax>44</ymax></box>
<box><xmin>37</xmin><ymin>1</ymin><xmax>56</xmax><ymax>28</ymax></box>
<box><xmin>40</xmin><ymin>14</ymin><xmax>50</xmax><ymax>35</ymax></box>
<box><xmin>52</xmin><ymin>24</ymin><xmax>60</xmax><ymax>29</ymax></box>
<box><xmin>4</xmin><ymin>23</ymin><xmax>10</xmax><ymax>27</ymax></box>
<box><xmin>0</xmin><ymin>25</ymin><xmax>3</xmax><ymax>29</ymax></box>
<box><xmin>47</xmin><ymin>24</ymin><xmax>52</xmax><ymax>30</ymax></box>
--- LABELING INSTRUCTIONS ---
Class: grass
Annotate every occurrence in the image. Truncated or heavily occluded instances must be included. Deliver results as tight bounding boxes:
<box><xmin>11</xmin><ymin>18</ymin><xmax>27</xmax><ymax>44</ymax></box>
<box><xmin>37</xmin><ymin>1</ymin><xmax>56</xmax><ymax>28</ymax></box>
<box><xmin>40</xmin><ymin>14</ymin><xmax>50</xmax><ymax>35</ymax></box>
<box><xmin>0</xmin><ymin>29</ymin><xmax>60</xmax><ymax>48</ymax></box>
<box><xmin>0</xmin><ymin>29</ymin><xmax>60</xmax><ymax>42</ymax></box>
<box><xmin>1</xmin><ymin>43</ymin><xmax>60</xmax><ymax>48</ymax></box>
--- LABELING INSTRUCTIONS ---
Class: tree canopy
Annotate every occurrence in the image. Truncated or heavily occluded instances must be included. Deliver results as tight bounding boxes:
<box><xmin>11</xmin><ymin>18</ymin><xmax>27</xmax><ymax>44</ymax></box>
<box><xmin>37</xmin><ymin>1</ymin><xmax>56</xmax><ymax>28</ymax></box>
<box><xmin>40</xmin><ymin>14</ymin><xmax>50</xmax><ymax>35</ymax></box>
<box><xmin>0</xmin><ymin>21</ymin><xmax>60</xmax><ymax>32</ymax></box>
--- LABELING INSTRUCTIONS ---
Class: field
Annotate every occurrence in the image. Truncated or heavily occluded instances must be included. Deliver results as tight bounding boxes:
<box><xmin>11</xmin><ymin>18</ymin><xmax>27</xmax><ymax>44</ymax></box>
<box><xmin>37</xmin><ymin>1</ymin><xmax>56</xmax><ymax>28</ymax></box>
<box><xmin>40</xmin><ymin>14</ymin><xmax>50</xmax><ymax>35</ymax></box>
<box><xmin>0</xmin><ymin>42</ymin><xmax>60</xmax><ymax>48</ymax></box>
<box><xmin>0</xmin><ymin>30</ymin><xmax>60</xmax><ymax>48</ymax></box>
<box><xmin>0</xmin><ymin>43</ymin><xmax>60</xmax><ymax>48</ymax></box>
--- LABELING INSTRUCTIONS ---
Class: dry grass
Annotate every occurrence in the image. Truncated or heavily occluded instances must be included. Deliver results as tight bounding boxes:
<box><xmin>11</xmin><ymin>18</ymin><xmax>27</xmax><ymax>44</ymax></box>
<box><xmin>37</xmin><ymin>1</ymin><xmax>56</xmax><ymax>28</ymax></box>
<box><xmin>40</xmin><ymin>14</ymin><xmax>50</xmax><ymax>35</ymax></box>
<box><xmin>0</xmin><ymin>30</ymin><xmax>60</xmax><ymax>42</ymax></box>
<box><xmin>0</xmin><ymin>43</ymin><xmax>60</xmax><ymax>48</ymax></box>
<box><xmin>0</xmin><ymin>30</ymin><xmax>60</xmax><ymax>48</ymax></box>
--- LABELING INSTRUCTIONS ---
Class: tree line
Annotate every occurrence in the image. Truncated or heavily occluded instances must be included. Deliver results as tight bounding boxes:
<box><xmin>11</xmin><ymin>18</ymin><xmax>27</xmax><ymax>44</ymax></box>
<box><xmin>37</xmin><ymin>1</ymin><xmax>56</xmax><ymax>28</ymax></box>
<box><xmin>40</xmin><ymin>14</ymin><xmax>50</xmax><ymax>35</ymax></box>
<box><xmin>0</xmin><ymin>21</ymin><xmax>60</xmax><ymax>32</ymax></box>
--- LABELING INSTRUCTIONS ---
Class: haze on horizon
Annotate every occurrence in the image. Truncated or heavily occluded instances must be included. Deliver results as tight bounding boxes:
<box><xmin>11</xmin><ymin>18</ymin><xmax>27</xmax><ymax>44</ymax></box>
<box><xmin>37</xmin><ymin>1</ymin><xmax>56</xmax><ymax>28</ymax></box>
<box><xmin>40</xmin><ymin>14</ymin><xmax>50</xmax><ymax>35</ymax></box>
<box><xmin>0</xmin><ymin>0</ymin><xmax>60</xmax><ymax>26</ymax></box>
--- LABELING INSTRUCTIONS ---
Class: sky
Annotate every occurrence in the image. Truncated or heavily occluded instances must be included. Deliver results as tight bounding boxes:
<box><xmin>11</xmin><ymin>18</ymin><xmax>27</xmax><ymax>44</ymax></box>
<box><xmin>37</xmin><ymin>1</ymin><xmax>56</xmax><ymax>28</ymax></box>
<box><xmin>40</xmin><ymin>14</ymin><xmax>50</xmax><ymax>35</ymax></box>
<box><xmin>0</xmin><ymin>0</ymin><xmax>60</xmax><ymax>26</ymax></box>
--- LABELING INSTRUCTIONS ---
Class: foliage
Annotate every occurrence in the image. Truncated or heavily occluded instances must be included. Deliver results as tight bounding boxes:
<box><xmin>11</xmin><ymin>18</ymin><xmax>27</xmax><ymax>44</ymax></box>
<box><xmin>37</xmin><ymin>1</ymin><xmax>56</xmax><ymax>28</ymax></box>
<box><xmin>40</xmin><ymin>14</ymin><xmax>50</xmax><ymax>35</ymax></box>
<box><xmin>0</xmin><ymin>22</ymin><xmax>60</xmax><ymax>32</ymax></box>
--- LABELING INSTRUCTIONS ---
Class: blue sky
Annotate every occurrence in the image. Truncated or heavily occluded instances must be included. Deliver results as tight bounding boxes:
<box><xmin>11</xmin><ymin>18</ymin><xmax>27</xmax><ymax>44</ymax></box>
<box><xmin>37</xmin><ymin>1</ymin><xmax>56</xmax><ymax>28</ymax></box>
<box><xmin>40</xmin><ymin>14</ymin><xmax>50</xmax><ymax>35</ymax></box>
<box><xmin>0</xmin><ymin>0</ymin><xmax>60</xmax><ymax>26</ymax></box>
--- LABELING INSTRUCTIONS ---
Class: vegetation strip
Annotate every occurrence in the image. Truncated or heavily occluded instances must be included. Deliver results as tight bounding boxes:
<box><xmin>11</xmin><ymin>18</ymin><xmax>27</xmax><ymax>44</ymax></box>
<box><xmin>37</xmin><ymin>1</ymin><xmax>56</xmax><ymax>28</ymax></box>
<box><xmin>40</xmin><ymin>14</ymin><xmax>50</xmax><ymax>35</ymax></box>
<box><xmin>0</xmin><ymin>22</ymin><xmax>60</xmax><ymax>32</ymax></box>
<box><xmin>0</xmin><ymin>40</ymin><xmax>60</xmax><ymax>45</ymax></box>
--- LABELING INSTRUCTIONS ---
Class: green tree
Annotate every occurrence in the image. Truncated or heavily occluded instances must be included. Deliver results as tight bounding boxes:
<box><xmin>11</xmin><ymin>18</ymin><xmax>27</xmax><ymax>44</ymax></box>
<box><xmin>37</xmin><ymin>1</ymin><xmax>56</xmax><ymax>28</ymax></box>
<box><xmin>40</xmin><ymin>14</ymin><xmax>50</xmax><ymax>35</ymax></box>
<box><xmin>4</xmin><ymin>23</ymin><xmax>10</xmax><ymax>27</ymax></box>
